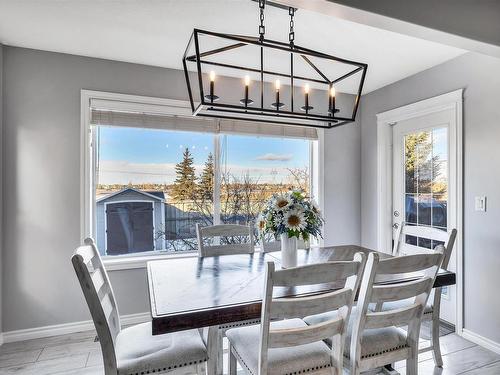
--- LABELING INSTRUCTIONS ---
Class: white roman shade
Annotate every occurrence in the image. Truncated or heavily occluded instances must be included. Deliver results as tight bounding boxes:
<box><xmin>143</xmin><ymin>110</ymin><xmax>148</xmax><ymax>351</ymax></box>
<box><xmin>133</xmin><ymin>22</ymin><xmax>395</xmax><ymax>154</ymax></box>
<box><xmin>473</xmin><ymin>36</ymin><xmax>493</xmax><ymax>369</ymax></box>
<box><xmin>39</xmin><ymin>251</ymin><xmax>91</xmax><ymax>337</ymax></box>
<box><xmin>90</xmin><ymin>99</ymin><xmax>318</xmax><ymax>140</ymax></box>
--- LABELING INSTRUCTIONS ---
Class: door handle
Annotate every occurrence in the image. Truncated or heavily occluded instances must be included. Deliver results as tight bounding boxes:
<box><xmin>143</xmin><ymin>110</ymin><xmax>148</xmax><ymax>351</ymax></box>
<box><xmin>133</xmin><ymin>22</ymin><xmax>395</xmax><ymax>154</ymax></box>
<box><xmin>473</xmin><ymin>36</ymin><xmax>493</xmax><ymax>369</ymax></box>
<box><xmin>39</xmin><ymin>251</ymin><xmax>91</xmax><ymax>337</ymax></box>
<box><xmin>393</xmin><ymin>223</ymin><xmax>399</xmax><ymax>229</ymax></box>
<box><xmin>393</xmin><ymin>210</ymin><xmax>400</xmax><ymax>217</ymax></box>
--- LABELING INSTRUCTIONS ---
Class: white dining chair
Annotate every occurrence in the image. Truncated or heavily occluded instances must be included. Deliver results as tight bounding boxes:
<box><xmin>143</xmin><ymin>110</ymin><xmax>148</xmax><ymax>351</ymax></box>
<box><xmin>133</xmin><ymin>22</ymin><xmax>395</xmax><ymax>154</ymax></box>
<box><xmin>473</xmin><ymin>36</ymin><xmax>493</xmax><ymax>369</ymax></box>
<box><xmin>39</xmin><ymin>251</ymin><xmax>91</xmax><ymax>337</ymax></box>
<box><xmin>196</xmin><ymin>223</ymin><xmax>257</xmax><ymax>375</ymax></box>
<box><xmin>196</xmin><ymin>223</ymin><xmax>254</xmax><ymax>257</ymax></box>
<box><xmin>72</xmin><ymin>238</ymin><xmax>207</xmax><ymax>375</ymax></box>
<box><xmin>226</xmin><ymin>254</ymin><xmax>366</xmax><ymax>375</ymax></box>
<box><xmin>387</xmin><ymin>222</ymin><xmax>457</xmax><ymax>367</ymax></box>
<box><xmin>343</xmin><ymin>250</ymin><xmax>444</xmax><ymax>375</ymax></box>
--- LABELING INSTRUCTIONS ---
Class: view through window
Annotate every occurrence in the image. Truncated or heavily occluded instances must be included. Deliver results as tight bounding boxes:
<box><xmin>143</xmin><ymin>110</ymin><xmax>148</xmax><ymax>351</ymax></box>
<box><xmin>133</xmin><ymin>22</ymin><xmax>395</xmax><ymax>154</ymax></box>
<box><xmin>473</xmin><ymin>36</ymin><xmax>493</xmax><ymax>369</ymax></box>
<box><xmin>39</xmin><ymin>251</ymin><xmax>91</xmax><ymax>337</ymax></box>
<box><xmin>94</xmin><ymin>125</ymin><xmax>314</xmax><ymax>256</ymax></box>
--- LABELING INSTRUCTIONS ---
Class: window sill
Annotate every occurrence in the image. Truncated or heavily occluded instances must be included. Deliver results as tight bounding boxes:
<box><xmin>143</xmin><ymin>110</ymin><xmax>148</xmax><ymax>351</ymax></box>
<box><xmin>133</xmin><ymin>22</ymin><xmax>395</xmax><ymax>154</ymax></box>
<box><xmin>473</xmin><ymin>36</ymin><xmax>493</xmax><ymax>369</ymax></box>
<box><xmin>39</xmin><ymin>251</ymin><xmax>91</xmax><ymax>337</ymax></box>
<box><xmin>103</xmin><ymin>251</ymin><xmax>199</xmax><ymax>271</ymax></box>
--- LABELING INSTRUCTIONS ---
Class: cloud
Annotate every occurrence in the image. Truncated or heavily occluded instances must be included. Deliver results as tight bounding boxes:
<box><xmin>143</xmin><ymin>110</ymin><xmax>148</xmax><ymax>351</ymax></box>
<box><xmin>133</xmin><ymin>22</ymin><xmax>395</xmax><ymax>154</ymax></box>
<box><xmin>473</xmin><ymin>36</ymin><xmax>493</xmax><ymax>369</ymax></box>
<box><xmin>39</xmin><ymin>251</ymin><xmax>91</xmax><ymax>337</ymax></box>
<box><xmin>255</xmin><ymin>153</ymin><xmax>293</xmax><ymax>161</ymax></box>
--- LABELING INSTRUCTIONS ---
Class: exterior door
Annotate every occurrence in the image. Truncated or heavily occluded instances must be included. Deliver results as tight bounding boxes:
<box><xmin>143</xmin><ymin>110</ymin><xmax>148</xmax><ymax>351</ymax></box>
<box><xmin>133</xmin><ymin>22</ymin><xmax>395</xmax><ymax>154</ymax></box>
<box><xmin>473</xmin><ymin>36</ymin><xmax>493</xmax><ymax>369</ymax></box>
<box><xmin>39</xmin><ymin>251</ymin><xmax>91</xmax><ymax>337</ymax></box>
<box><xmin>392</xmin><ymin>108</ymin><xmax>457</xmax><ymax>325</ymax></box>
<box><xmin>106</xmin><ymin>202</ymin><xmax>154</xmax><ymax>255</ymax></box>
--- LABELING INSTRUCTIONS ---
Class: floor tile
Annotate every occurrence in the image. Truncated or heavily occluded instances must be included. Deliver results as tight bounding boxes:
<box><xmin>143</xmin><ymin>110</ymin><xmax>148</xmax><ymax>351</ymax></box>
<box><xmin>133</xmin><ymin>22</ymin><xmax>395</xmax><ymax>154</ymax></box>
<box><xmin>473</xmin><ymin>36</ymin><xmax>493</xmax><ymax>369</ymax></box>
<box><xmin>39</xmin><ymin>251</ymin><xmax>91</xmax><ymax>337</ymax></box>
<box><xmin>0</xmin><ymin>350</ymin><xmax>42</xmax><ymax>368</ymax></box>
<box><xmin>0</xmin><ymin>353</ymin><xmax>88</xmax><ymax>375</ymax></box>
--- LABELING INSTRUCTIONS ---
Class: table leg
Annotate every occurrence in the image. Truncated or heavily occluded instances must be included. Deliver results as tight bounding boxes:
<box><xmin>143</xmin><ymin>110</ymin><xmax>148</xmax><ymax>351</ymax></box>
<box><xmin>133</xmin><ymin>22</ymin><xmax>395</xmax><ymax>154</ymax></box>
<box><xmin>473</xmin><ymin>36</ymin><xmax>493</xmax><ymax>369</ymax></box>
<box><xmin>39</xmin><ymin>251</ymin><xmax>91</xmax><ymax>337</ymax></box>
<box><xmin>207</xmin><ymin>326</ymin><xmax>221</xmax><ymax>375</ymax></box>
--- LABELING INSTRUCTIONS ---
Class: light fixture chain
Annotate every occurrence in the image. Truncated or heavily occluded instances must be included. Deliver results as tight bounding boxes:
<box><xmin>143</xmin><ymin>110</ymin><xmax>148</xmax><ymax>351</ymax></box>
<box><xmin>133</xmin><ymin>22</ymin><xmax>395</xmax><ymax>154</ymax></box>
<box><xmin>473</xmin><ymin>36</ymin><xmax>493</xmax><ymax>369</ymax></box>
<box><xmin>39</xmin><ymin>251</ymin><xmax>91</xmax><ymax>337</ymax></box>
<box><xmin>259</xmin><ymin>0</ymin><xmax>266</xmax><ymax>42</ymax></box>
<box><xmin>289</xmin><ymin>7</ymin><xmax>295</xmax><ymax>47</ymax></box>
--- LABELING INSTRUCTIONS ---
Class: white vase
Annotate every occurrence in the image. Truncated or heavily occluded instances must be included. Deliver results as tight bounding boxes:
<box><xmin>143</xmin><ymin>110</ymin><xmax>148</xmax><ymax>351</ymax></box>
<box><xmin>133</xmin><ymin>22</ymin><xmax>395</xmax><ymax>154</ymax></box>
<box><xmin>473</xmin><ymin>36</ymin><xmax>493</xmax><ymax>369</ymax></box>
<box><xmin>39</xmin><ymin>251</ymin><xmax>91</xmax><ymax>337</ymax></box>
<box><xmin>280</xmin><ymin>233</ymin><xmax>298</xmax><ymax>268</ymax></box>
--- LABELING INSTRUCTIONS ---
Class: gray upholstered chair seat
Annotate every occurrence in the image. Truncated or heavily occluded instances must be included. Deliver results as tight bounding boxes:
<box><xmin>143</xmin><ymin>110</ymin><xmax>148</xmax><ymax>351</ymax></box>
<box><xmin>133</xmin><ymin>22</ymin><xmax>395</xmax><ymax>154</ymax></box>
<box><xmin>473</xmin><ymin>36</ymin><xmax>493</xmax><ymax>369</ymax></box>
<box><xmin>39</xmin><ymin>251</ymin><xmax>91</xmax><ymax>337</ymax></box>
<box><xmin>344</xmin><ymin>325</ymin><xmax>408</xmax><ymax>359</ymax></box>
<box><xmin>116</xmin><ymin>322</ymin><xmax>208</xmax><ymax>375</ymax></box>
<box><xmin>226</xmin><ymin>318</ymin><xmax>333</xmax><ymax>375</ymax></box>
<box><xmin>304</xmin><ymin>308</ymin><xmax>408</xmax><ymax>359</ymax></box>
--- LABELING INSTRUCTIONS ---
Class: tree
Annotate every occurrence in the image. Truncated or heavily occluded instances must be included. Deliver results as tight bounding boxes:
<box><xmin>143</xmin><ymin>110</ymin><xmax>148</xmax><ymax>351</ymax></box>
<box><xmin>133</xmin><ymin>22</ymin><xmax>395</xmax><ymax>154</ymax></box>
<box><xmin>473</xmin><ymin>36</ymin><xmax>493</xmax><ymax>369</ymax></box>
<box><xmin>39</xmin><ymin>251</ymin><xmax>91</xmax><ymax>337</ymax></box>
<box><xmin>198</xmin><ymin>152</ymin><xmax>214</xmax><ymax>200</ymax></box>
<box><xmin>171</xmin><ymin>148</ymin><xmax>197</xmax><ymax>201</ymax></box>
<box><xmin>286</xmin><ymin>167</ymin><xmax>310</xmax><ymax>195</ymax></box>
<box><xmin>405</xmin><ymin>132</ymin><xmax>446</xmax><ymax>195</ymax></box>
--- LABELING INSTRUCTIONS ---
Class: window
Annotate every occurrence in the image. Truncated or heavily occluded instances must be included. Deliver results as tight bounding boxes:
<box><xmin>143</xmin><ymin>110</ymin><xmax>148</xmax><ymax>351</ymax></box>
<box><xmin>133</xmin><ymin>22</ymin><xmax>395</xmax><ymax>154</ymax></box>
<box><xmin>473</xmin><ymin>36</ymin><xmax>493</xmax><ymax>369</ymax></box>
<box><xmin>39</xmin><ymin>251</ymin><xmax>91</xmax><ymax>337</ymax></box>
<box><xmin>85</xmin><ymin>93</ymin><xmax>320</xmax><ymax>259</ymax></box>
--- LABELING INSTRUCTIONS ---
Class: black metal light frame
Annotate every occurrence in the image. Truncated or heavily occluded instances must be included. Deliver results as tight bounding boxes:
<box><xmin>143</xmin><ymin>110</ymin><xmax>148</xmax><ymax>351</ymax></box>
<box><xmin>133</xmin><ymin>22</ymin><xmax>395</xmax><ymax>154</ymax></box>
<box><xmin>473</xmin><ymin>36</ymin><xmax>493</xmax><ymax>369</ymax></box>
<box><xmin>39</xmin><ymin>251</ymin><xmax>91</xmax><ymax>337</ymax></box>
<box><xmin>183</xmin><ymin>28</ymin><xmax>367</xmax><ymax>129</ymax></box>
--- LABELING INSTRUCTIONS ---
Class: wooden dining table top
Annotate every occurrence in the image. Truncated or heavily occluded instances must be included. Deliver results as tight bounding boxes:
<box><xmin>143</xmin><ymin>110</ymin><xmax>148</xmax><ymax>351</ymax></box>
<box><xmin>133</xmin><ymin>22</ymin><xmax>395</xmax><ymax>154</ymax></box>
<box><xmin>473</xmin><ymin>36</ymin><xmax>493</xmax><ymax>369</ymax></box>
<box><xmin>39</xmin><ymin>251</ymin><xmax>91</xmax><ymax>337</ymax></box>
<box><xmin>147</xmin><ymin>245</ymin><xmax>456</xmax><ymax>335</ymax></box>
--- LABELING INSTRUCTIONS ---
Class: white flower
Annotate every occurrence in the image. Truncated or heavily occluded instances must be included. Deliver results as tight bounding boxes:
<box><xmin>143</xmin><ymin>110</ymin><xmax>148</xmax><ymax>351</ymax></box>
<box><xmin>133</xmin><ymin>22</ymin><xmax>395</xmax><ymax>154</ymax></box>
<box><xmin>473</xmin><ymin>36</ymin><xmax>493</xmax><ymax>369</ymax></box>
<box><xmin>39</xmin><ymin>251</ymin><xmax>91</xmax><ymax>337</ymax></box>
<box><xmin>256</xmin><ymin>215</ymin><xmax>267</xmax><ymax>232</ymax></box>
<box><xmin>274</xmin><ymin>195</ymin><xmax>292</xmax><ymax>211</ymax></box>
<box><xmin>284</xmin><ymin>209</ymin><xmax>307</xmax><ymax>231</ymax></box>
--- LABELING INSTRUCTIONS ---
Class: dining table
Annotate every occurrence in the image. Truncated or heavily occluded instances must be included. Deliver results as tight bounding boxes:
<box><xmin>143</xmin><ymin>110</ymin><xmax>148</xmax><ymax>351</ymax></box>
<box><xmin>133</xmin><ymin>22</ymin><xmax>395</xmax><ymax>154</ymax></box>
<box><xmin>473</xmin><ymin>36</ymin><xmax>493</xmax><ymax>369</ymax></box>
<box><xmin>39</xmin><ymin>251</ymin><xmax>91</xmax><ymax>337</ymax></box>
<box><xmin>147</xmin><ymin>245</ymin><xmax>456</xmax><ymax>375</ymax></box>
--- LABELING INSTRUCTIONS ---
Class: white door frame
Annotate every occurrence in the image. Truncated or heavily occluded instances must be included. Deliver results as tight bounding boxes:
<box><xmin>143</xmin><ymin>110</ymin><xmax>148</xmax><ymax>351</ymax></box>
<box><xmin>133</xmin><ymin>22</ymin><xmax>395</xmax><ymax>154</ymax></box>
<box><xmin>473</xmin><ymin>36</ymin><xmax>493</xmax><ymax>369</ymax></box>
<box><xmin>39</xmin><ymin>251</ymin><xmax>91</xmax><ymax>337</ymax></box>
<box><xmin>376</xmin><ymin>89</ymin><xmax>463</xmax><ymax>334</ymax></box>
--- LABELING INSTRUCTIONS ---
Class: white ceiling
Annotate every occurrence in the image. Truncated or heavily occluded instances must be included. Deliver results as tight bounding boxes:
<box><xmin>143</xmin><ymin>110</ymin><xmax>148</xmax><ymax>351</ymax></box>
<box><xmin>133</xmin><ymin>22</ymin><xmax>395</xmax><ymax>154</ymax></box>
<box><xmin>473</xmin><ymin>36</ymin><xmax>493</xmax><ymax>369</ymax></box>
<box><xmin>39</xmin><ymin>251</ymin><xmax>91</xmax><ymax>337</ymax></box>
<box><xmin>0</xmin><ymin>0</ymin><xmax>465</xmax><ymax>94</ymax></box>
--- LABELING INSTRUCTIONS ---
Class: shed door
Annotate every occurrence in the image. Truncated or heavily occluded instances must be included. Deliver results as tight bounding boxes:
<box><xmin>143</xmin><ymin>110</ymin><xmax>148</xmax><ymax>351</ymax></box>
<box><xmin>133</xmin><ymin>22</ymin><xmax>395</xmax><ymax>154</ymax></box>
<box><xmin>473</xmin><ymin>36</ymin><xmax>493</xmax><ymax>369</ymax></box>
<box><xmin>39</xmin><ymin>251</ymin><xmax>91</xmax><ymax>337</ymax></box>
<box><xmin>106</xmin><ymin>202</ymin><xmax>154</xmax><ymax>255</ymax></box>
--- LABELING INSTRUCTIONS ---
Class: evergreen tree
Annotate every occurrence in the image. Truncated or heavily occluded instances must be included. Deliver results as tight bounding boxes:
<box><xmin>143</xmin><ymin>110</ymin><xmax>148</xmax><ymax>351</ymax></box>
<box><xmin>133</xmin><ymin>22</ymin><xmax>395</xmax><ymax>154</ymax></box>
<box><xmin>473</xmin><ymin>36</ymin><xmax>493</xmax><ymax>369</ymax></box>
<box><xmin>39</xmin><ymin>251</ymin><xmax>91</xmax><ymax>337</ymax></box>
<box><xmin>171</xmin><ymin>148</ymin><xmax>197</xmax><ymax>201</ymax></box>
<box><xmin>198</xmin><ymin>152</ymin><xmax>214</xmax><ymax>200</ymax></box>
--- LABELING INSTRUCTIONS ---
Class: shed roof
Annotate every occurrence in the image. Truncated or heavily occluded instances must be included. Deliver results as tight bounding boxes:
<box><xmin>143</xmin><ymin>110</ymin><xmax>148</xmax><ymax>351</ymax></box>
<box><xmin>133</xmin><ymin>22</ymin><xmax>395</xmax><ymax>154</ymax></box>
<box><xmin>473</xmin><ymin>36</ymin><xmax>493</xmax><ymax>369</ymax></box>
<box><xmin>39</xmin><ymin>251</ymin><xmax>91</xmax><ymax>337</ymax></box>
<box><xmin>96</xmin><ymin>188</ymin><xmax>166</xmax><ymax>203</ymax></box>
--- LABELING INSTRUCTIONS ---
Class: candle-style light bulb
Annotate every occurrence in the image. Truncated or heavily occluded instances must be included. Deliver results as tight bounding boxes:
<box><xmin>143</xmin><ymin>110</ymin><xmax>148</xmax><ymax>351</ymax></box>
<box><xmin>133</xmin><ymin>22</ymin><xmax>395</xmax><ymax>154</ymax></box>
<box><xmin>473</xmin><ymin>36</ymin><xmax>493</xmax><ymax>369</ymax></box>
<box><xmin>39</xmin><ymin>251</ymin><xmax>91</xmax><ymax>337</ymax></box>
<box><xmin>271</xmin><ymin>79</ymin><xmax>284</xmax><ymax>110</ymax></box>
<box><xmin>240</xmin><ymin>75</ymin><xmax>253</xmax><ymax>108</ymax></box>
<box><xmin>301</xmin><ymin>84</ymin><xmax>312</xmax><ymax>115</ymax></box>
<box><xmin>205</xmin><ymin>71</ymin><xmax>219</xmax><ymax>104</ymax></box>
<box><xmin>329</xmin><ymin>85</ymin><xmax>337</xmax><ymax>115</ymax></box>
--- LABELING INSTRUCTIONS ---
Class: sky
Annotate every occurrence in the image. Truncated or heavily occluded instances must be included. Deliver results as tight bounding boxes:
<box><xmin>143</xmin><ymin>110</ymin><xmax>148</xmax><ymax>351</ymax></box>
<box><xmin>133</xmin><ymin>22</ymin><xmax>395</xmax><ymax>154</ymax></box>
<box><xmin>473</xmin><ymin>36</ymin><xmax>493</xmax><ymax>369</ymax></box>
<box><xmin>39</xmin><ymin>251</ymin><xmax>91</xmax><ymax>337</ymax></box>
<box><xmin>97</xmin><ymin>126</ymin><xmax>310</xmax><ymax>185</ymax></box>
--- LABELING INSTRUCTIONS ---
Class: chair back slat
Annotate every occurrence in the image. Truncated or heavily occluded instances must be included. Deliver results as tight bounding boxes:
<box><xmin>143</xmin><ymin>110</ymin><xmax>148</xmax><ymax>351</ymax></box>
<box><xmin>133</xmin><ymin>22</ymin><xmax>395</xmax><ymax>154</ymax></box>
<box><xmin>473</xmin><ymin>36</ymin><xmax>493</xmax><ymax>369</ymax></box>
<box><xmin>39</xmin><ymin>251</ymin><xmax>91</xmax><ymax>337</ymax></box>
<box><xmin>258</xmin><ymin>253</ymin><xmax>366</xmax><ymax>374</ymax></box>
<box><xmin>196</xmin><ymin>223</ymin><xmax>254</xmax><ymax>257</ymax></box>
<box><xmin>270</xmin><ymin>288</ymin><xmax>352</xmax><ymax>320</ymax></box>
<box><xmin>402</xmin><ymin>225</ymin><xmax>449</xmax><ymax>242</ymax></box>
<box><xmin>393</xmin><ymin>223</ymin><xmax>457</xmax><ymax>269</ymax></box>
<box><xmin>272</xmin><ymin>262</ymin><xmax>360</xmax><ymax>287</ymax></box>
<box><xmin>364</xmin><ymin>304</ymin><xmax>422</xmax><ymax>329</ymax></box>
<box><xmin>72</xmin><ymin>238</ymin><xmax>120</xmax><ymax>373</ymax></box>
<box><xmin>377</xmin><ymin>253</ymin><xmax>442</xmax><ymax>275</ymax></box>
<box><xmin>370</xmin><ymin>277</ymin><xmax>434</xmax><ymax>303</ymax></box>
<box><xmin>268</xmin><ymin>315</ymin><xmax>344</xmax><ymax>348</ymax></box>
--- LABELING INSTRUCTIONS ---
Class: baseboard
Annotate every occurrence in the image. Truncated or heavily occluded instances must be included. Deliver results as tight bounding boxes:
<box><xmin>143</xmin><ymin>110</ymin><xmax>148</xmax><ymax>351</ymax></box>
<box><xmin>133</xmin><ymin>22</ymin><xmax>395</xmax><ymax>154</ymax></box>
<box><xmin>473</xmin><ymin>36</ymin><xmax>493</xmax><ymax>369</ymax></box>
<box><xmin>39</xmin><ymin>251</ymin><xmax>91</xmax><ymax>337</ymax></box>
<box><xmin>2</xmin><ymin>312</ymin><xmax>150</xmax><ymax>344</ymax></box>
<box><xmin>462</xmin><ymin>329</ymin><xmax>500</xmax><ymax>355</ymax></box>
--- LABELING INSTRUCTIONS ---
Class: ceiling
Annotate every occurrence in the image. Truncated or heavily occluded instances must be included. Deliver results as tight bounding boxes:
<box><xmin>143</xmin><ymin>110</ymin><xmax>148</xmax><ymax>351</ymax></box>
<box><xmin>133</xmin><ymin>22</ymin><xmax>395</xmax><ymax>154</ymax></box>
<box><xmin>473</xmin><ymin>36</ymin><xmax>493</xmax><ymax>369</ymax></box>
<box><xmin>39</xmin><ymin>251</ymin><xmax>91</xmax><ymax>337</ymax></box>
<box><xmin>0</xmin><ymin>0</ymin><xmax>466</xmax><ymax>94</ymax></box>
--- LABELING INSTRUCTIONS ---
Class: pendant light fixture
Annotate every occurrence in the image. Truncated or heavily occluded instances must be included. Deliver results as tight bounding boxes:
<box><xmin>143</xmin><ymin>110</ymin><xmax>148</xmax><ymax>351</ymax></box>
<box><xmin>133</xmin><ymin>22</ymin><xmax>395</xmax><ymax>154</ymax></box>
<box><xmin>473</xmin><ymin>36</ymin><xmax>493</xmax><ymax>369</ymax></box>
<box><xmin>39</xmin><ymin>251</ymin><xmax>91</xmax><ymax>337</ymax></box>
<box><xmin>182</xmin><ymin>0</ymin><xmax>367</xmax><ymax>129</ymax></box>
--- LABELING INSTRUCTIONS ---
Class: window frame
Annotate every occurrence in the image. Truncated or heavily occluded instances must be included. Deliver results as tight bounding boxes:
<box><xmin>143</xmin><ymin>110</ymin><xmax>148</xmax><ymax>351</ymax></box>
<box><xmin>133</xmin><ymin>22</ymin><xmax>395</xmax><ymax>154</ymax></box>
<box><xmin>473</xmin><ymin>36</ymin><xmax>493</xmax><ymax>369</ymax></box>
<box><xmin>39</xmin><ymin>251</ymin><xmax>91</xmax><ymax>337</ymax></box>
<box><xmin>81</xmin><ymin>90</ymin><xmax>323</xmax><ymax>270</ymax></box>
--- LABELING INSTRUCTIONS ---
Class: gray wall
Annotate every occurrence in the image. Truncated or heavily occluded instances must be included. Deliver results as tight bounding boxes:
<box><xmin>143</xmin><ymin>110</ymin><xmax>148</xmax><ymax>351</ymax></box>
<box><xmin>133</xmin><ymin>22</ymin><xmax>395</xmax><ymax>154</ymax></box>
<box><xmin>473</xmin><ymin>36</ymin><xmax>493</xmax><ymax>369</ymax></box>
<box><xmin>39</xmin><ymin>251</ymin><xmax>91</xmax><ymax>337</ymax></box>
<box><xmin>0</xmin><ymin>43</ymin><xmax>3</xmax><ymax>334</ymax></box>
<box><xmin>323</xmin><ymin>120</ymin><xmax>361</xmax><ymax>246</ymax></box>
<box><xmin>1</xmin><ymin>46</ymin><xmax>358</xmax><ymax>332</ymax></box>
<box><xmin>360</xmin><ymin>51</ymin><xmax>500</xmax><ymax>344</ymax></box>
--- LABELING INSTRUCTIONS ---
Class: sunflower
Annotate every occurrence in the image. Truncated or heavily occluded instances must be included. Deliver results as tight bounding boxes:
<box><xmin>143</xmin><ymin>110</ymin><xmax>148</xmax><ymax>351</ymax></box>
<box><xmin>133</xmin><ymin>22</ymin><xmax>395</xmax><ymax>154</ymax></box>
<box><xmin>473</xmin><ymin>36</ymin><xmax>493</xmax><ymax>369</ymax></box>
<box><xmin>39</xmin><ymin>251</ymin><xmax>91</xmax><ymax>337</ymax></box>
<box><xmin>274</xmin><ymin>195</ymin><xmax>291</xmax><ymax>211</ymax></box>
<box><xmin>284</xmin><ymin>210</ymin><xmax>307</xmax><ymax>231</ymax></box>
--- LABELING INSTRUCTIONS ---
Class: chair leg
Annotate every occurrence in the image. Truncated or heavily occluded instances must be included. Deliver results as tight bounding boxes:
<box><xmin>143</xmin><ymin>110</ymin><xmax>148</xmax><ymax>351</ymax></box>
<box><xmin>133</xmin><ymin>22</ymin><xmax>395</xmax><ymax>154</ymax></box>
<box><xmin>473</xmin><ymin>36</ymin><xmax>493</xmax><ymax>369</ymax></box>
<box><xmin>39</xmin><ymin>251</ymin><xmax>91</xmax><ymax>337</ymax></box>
<box><xmin>431</xmin><ymin>316</ymin><xmax>443</xmax><ymax>367</ymax></box>
<box><xmin>406</xmin><ymin>347</ymin><xmax>418</xmax><ymax>375</ymax></box>
<box><xmin>196</xmin><ymin>362</ymin><xmax>207</xmax><ymax>375</ymax></box>
<box><xmin>207</xmin><ymin>326</ymin><xmax>221</xmax><ymax>375</ymax></box>
<box><xmin>228</xmin><ymin>345</ymin><xmax>237</xmax><ymax>375</ymax></box>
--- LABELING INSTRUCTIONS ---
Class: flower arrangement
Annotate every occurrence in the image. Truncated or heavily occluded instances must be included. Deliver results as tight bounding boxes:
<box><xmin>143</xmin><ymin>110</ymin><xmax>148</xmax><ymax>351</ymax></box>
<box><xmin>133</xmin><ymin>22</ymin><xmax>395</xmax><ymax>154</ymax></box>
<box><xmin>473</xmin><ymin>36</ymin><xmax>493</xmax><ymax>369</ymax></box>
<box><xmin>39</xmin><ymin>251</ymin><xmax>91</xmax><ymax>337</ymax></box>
<box><xmin>257</xmin><ymin>190</ymin><xmax>324</xmax><ymax>241</ymax></box>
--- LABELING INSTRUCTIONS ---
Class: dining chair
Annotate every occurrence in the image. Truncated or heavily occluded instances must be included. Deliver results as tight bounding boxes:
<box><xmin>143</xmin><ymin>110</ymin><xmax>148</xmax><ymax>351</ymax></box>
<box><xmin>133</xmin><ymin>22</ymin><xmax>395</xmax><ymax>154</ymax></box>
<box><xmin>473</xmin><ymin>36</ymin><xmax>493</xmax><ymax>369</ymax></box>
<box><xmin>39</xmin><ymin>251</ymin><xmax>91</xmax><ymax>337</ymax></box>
<box><xmin>344</xmin><ymin>250</ymin><xmax>444</xmax><ymax>375</ymax></box>
<box><xmin>226</xmin><ymin>254</ymin><xmax>366</xmax><ymax>375</ymax></box>
<box><xmin>388</xmin><ymin>222</ymin><xmax>457</xmax><ymax>367</ymax></box>
<box><xmin>72</xmin><ymin>238</ymin><xmax>208</xmax><ymax>375</ymax></box>
<box><xmin>196</xmin><ymin>223</ymin><xmax>256</xmax><ymax>374</ymax></box>
<box><xmin>196</xmin><ymin>223</ymin><xmax>254</xmax><ymax>257</ymax></box>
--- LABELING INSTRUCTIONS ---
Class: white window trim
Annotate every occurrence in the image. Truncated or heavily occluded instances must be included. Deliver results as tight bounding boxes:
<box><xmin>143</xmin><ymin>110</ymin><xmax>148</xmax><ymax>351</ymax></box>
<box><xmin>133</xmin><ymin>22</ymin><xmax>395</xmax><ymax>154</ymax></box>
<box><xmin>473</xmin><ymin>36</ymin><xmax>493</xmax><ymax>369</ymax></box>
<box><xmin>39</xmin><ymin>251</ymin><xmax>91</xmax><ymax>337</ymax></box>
<box><xmin>375</xmin><ymin>89</ymin><xmax>463</xmax><ymax>335</ymax></box>
<box><xmin>81</xmin><ymin>89</ymin><xmax>324</xmax><ymax>271</ymax></box>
